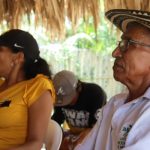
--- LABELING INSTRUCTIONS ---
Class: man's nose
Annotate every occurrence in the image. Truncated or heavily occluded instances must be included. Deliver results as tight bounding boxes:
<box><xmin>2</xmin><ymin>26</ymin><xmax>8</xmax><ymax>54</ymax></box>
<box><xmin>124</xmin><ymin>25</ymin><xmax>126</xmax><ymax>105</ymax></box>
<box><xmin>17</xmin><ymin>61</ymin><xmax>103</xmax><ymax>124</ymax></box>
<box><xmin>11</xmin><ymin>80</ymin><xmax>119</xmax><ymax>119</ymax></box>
<box><xmin>112</xmin><ymin>46</ymin><xmax>122</xmax><ymax>58</ymax></box>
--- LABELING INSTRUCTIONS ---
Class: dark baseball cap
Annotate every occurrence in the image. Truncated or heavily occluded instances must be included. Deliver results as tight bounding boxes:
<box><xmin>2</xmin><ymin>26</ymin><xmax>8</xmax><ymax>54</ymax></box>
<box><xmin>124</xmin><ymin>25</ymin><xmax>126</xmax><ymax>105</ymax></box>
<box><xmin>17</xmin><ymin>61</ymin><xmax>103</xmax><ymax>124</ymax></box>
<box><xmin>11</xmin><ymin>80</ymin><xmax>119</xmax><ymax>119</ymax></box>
<box><xmin>0</xmin><ymin>29</ymin><xmax>40</xmax><ymax>60</ymax></box>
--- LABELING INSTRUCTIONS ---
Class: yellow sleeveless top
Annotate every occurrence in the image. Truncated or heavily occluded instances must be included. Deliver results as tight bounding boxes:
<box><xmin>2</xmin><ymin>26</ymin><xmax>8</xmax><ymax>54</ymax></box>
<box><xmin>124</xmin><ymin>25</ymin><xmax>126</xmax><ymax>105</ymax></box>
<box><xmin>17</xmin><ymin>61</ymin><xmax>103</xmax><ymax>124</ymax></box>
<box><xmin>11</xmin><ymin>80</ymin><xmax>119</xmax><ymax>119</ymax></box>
<box><xmin>0</xmin><ymin>74</ymin><xmax>55</xmax><ymax>149</ymax></box>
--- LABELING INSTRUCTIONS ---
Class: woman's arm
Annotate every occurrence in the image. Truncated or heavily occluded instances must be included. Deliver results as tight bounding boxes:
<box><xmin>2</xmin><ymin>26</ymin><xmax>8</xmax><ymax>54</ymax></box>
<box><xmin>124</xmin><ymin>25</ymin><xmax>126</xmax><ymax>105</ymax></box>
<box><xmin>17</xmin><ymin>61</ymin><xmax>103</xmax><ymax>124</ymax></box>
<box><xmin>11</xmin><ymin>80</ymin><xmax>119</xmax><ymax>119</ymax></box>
<box><xmin>9</xmin><ymin>90</ymin><xmax>53</xmax><ymax>150</ymax></box>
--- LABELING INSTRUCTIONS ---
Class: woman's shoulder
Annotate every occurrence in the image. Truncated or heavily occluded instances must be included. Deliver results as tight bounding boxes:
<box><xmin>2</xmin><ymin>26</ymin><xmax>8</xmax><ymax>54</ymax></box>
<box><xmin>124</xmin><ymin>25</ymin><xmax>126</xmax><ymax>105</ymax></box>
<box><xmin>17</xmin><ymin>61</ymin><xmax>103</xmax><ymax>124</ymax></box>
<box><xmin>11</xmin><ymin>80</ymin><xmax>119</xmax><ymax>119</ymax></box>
<box><xmin>26</xmin><ymin>74</ymin><xmax>55</xmax><ymax>96</ymax></box>
<box><xmin>24</xmin><ymin>74</ymin><xmax>55</xmax><ymax>105</ymax></box>
<box><xmin>28</xmin><ymin>74</ymin><xmax>53</xmax><ymax>85</ymax></box>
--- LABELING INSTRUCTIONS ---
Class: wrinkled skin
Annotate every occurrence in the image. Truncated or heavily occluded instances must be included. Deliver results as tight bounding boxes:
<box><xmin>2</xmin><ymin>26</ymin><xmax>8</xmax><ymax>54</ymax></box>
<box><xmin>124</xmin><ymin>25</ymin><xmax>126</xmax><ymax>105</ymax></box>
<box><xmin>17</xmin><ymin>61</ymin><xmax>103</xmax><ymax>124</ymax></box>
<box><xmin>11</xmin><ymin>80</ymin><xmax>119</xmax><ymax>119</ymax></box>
<box><xmin>112</xmin><ymin>23</ymin><xmax>150</xmax><ymax>102</ymax></box>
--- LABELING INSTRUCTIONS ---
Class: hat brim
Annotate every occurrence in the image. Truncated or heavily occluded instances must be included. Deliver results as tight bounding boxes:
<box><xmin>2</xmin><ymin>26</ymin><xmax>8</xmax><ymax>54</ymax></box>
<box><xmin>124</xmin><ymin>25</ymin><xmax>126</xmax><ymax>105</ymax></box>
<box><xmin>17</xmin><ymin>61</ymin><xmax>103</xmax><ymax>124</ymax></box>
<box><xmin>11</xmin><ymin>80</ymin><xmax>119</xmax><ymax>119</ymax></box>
<box><xmin>105</xmin><ymin>9</ymin><xmax>150</xmax><ymax>32</ymax></box>
<box><xmin>55</xmin><ymin>90</ymin><xmax>76</xmax><ymax>106</ymax></box>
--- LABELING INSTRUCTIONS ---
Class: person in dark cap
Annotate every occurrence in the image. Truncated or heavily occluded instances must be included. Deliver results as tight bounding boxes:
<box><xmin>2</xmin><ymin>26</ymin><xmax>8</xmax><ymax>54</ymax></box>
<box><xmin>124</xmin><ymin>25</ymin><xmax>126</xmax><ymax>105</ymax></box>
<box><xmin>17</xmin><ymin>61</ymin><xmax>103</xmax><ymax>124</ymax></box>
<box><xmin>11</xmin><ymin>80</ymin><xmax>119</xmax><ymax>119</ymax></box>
<box><xmin>51</xmin><ymin>70</ymin><xmax>107</xmax><ymax>150</ymax></box>
<box><xmin>0</xmin><ymin>29</ymin><xmax>55</xmax><ymax>149</ymax></box>
<box><xmin>74</xmin><ymin>9</ymin><xmax>150</xmax><ymax>150</ymax></box>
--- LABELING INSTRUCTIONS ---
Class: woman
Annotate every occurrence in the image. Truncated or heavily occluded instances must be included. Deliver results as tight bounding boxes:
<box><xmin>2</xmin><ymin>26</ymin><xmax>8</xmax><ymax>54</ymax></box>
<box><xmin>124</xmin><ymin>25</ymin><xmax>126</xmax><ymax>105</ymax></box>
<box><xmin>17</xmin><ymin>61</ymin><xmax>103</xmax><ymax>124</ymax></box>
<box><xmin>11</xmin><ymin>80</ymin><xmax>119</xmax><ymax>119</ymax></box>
<box><xmin>0</xmin><ymin>29</ymin><xmax>55</xmax><ymax>150</ymax></box>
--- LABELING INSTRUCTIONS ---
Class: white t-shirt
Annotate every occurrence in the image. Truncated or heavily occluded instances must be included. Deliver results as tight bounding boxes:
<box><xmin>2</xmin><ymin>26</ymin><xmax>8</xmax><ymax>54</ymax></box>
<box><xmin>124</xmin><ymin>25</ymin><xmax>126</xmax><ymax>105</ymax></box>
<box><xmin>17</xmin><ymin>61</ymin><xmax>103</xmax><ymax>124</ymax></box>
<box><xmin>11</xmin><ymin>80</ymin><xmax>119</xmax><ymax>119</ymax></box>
<box><xmin>75</xmin><ymin>87</ymin><xmax>150</xmax><ymax>150</ymax></box>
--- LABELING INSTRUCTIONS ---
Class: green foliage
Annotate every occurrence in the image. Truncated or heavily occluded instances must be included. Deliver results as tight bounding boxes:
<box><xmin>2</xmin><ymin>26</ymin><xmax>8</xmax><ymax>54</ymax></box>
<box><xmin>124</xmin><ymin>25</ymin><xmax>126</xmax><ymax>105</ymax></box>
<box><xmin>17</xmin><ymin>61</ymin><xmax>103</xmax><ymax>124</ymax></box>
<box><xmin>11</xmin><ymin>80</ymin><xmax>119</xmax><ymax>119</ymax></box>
<box><xmin>63</xmin><ymin>9</ymin><xmax>117</xmax><ymax>55</ymax></box>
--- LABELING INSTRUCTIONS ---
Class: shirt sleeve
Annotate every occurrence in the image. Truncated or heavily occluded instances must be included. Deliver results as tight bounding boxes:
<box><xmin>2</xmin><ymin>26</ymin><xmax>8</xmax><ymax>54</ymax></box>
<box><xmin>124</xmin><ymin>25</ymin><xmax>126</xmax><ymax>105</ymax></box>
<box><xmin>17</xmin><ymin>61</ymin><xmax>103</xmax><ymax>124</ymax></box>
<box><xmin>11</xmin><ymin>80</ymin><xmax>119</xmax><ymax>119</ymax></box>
<box><xmin>51</xmin><ymin>106</ymin><xmax>65</xmax><ymax>125</ymax></box>
<box><xmin>23</xmin><ymin>75</ymin><xmax>55</xmax><ymax>107</ymax></box>
<box><xmin>88</xmin><ymin>84</ymin><xmax>107</xmax><ymax>126</ymax></box>
<box><xmin>74</xmin><ymin>119</ymin><xmax>101</xmax><ymax>150</ymax></box>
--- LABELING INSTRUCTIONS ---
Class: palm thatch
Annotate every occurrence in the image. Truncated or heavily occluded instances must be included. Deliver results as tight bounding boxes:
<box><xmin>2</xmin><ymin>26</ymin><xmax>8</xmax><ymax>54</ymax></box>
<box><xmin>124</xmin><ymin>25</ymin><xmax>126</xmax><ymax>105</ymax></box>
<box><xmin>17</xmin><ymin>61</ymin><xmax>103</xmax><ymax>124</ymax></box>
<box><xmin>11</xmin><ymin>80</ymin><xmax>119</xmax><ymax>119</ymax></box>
<box><xmin>2</xmin><ymin>0</ymin><xmax>150</xmax><ymax>40</ymax></box>
<box><xmin>104</xmin><ymin>0</ymin><xmax>150</xmax><ymax>11</ymax></box>
<box><xmin>0</xmin><ymin>0</ymin><xmax>100</xmax><ymax>40</ymax></box>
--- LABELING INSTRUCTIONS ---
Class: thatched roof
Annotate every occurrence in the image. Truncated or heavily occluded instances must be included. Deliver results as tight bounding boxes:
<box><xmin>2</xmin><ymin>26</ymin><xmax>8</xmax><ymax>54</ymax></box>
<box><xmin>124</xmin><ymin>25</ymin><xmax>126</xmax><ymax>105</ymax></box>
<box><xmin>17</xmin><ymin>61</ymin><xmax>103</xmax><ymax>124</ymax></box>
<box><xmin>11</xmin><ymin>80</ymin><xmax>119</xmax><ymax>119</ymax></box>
<box><xmin>104</xmin><ymin>0</ymin><xmax>150</xmax><ymax>12</ymax></box>
<box><xmin>1</xmin><ymin>0</ymin><xmax>150</xmax><ymax>40</ymax></box>
<box><xmin>0</xmin><ymin>0</ymin><xmax>100</xmax><ymax>40</ymax></box>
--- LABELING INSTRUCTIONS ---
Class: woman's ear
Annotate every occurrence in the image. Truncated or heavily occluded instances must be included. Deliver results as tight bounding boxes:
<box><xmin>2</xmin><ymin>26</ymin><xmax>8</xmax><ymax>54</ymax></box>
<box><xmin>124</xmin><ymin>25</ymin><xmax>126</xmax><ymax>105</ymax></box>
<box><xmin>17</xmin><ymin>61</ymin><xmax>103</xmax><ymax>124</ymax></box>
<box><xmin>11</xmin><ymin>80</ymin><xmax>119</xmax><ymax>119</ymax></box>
<box><xmin>14</xmin><ymin>52</ymin><xmax>25</xmax><ymax>65</ymax></box>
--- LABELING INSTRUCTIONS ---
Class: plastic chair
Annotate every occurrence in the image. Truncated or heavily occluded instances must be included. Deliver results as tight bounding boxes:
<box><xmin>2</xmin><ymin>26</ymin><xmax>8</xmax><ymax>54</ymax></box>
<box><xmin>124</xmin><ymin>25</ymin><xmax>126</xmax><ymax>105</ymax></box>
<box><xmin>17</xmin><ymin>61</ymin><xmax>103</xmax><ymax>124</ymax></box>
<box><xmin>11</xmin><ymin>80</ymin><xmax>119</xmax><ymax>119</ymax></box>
<box><xmin>43</xmin><ymin>119</ymin><xmax>63</xmax><ymax>150</ymax></box>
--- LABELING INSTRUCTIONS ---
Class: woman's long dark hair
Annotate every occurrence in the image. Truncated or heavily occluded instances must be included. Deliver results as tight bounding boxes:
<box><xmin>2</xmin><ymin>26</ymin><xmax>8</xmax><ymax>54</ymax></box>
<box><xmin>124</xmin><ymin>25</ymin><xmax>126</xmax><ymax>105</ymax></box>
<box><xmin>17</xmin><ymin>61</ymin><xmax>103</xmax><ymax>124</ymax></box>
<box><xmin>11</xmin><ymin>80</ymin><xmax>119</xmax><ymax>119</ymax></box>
<box><xmin>23</xmin><ymin>57</ymin><xmax>52</xmax><ymax>80</ymax></box>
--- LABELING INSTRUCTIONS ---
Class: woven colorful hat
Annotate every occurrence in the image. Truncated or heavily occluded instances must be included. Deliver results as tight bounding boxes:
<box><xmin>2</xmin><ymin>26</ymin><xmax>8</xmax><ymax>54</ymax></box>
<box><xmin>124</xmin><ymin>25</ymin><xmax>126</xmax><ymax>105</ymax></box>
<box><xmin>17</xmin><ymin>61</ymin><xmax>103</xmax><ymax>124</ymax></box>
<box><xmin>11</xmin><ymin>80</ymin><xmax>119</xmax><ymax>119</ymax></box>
<box><xmin>105</xmin><ymin>9</ymin><xmax>150</xmax><ymax>32</ymax></box>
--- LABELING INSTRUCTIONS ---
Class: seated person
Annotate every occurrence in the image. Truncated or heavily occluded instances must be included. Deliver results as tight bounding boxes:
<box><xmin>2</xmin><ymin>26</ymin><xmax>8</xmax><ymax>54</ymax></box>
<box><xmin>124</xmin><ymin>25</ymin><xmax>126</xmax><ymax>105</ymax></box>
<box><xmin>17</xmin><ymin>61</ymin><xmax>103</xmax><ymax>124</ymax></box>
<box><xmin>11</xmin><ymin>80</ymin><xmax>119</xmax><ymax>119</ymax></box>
<box><xmin>0</xmin><ymin>29</ymin><xmax>55</xmax><ymax>149</ymax></box>
<box><xmin>51</xmin><ymin>70</ymin><xmax>106</xmax><ymax>150</ymax></box>
<box><xmin>75</xmin><ymin>9</ymin><xmax>150</xmax><ymax>150</ymax></box>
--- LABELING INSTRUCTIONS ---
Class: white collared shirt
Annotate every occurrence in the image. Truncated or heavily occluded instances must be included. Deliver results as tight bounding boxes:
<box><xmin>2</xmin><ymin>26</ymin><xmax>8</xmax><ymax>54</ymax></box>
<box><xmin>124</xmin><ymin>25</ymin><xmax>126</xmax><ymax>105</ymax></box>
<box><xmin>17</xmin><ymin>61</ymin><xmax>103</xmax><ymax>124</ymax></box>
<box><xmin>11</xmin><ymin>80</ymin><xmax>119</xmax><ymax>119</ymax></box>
<box><xmin>75</xmin><ymin>87</ymin><xmax>150</xmax><ymax>150</ymax></box>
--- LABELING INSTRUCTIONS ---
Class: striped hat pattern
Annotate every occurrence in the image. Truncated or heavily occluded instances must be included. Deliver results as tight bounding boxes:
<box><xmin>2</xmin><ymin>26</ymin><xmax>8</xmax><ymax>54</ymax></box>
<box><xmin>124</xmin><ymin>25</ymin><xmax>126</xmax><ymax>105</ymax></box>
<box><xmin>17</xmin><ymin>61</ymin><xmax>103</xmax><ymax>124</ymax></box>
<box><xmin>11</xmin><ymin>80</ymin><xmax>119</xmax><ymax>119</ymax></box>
<box><xmin>105</xmin><ymin>9</ymin><xmax>150</xmax><ymax>32</ymax></box>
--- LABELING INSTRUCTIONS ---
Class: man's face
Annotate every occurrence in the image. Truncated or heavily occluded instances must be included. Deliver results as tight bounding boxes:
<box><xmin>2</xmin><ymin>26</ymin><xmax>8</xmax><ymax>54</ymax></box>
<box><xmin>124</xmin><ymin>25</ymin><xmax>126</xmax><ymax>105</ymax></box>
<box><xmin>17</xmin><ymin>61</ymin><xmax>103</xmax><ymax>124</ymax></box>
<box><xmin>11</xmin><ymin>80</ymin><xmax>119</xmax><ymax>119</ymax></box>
<box><xmin>112</xmin><ymin>24</ymin><xmax>150</xmax><ymax>87</ymax></box>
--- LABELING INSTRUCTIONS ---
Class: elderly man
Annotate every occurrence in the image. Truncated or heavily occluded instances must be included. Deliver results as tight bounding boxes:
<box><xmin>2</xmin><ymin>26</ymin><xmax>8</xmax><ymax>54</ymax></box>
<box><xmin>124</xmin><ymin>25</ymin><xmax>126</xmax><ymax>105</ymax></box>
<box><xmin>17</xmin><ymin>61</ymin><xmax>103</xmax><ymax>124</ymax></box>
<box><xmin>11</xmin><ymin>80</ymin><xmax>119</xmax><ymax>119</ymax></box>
<box><xmin>74</xmin><ymin>9</ymin><xmax>150</xmax><ymax>150</ymax></box>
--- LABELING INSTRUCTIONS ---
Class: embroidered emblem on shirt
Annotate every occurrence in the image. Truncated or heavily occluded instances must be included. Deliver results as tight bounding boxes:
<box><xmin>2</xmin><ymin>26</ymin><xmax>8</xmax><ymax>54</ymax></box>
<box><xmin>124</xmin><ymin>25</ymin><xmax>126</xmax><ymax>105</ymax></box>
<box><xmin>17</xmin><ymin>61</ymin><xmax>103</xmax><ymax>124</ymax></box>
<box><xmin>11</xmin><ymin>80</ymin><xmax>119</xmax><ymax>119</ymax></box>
<box><xmin>118</xmin><ymin>124</ymin><xmax>133</xmax><ymax>149</ymax></box>
<box><xmin>0</xmin><ymin>100</ymin><xmax>11</xmax><ymax>107</ymax></box>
